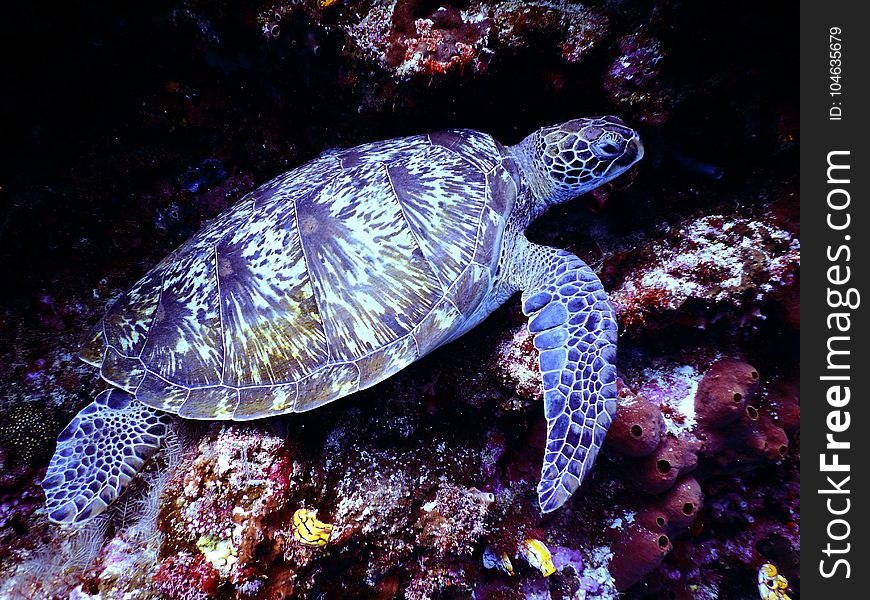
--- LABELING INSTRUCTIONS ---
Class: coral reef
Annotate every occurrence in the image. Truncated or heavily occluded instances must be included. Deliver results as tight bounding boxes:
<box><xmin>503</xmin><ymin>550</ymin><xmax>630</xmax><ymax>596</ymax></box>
<box><xmin>154</xmin><ymin>552</ymin><xmax>221</xmax><ymax>600</ymax></box>
<box><xmin>602</xmin><ymin>354</ymin><xmax>798</xmax><ymax>597</ymax></box>
<box><xmin>336</xmin><ymin>0</ymin><xmax>609</xmax><ymax>80</ymax></box>
<box><xmin>608</xmin><ymin>215</ymin><xmax>800</xmax><ymax>331</ymax></box>
<box><xmin>0</xmin><ymin>0</ymin><xmax>798</xmax><ymax>598</ymax></box>
<box><xmin>603</xmin><ymin>30</ymin><xmax>672</xmax><ymax>126</ymax></box>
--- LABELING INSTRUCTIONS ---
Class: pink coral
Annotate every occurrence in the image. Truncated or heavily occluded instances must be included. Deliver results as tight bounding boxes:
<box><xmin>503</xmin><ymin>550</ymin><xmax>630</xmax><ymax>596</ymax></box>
<box><xmin>416</xmin><ymin>484</ymin><xmax>493</xmax><ymax>557</ymax></box>
<box><xmin>494</xmin><ymin>325</ymin><xmax>542</xmax><ymax>402</ymax></box>
<box><xmin>158</xmin><ymin>425</ymin><xmax>294</xmax><ymax>587</ymax></box>
<box><xmin>153</xmin><ymin>552</ymin><xmax>220</xmax><ymax>600</ymax></box>
<box><xmin>609</xmin><ymin>215</ymin><xmax>800</xmax><ymax>330</ymax></box>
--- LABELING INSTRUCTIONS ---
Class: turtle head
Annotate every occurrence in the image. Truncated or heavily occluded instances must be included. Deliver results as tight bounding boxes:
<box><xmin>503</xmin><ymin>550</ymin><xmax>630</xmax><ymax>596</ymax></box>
<box><xmin>513</xmin><ymin>116</ymin><xmax>643</xmax><ymax>216</ymax></box>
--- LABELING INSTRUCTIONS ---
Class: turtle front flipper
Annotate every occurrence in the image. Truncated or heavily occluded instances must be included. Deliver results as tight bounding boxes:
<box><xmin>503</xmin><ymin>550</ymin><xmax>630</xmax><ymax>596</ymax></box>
<box><xmin>41</xmin><ymin>389</ymin><xmax>172</xmax><ymax>525</ymax></box>
<box><xmin>518</xmin><ymin>242</ymin><xmax>618</xmax><ymax>513</ymax></box>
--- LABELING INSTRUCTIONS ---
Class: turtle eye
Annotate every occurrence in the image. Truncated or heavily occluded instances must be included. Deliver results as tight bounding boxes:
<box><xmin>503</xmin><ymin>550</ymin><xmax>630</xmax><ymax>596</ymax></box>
<box><xmin>592</xmin><ymin>132</ymin><xmax>625</xmax><ymax>159</ymax></box>
<box><xmin>600</xmin><ymin>141</ymin><xmax>620</xmax><ymax>154</ymax></box>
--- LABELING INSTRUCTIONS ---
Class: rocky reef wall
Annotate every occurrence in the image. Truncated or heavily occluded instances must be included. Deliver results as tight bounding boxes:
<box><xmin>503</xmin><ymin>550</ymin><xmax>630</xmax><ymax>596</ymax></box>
<box><xmin>0</xmin><ymin>1</ymin><xmax>798</xmax><ymax>598</ymax></box>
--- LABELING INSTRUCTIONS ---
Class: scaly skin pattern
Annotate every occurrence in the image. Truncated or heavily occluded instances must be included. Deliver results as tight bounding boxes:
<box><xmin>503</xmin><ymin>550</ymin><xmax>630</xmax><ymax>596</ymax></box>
<box><xmin>45</xmin><ymin>117</ymin><xmax>642</xmax><ymax>523</ymax></box>
<box><xmin>494</xmin><ymin>116</ymin><xmax>641</xmax><ymax>511</ymax></box>
<box><xmin>514</xmin><ymin>239</ymin><xmax>618</xmax><ymax>512</ymax></box>
<box><xmin>41</xmin><ymin>389</ymin><xmax>172</xmax><ymax>524</ymax></box>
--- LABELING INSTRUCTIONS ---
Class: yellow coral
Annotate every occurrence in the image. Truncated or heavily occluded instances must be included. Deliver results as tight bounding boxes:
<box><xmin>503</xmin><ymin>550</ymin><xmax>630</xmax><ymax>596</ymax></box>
<box><xmin>497</xmin><ymin>552</ymin><xmax>514</xmax><ymax>576</ymax></box>
<box><xmin>758</xmin><ymin>563</ymin><xmax>791</xmax><ymax>600</ymax></box>
<box><xmin>292</xmin><ymin>508</ymin><xmax>334</xmax><ymax>547</ymax></box>
<box><xmin>196</xmin><ymin>535</ymin><xmax>237</xmax><ymax>571</ymax></box>
<box><xmin>317</xmin><ymin>0</ymin><xmax>340</xmax><ymax>9</ymax></box>
<box><xmin>520</xmin><ymin>539</ymin><xmax>556</xmax><ymax>577</ymax></box>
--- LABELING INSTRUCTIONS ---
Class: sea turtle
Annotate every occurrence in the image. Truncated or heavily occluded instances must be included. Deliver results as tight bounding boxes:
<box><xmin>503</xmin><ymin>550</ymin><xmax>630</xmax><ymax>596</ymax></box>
<box><xmin>42</xmin><ymin>116</ymin><xmax>643</xmax><ymax>525</ymax></box>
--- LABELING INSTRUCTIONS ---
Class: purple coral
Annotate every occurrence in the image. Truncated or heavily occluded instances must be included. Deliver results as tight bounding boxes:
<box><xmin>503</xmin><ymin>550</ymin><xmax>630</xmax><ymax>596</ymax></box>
<box><xmin>604</xmin><ymin>31</ymin><xmax>672</xmax><ymax>125</ymax></box>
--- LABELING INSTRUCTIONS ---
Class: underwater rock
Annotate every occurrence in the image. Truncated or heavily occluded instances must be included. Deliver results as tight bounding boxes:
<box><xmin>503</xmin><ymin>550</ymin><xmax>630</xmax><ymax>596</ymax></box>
<box><xmin>766</xmin><ymin>381</ymin><xmax>800</xmax><ymax>435</ymax></box>
<box><xmin>157</xmin><ymin>426</ymin><xmax>294</xmax><ymax>590</ymax></box>
<box><xmin>668</xmin><ymin>462</ymin><xmax>800</xmax><ymax>598</ymax></box>
<box><xmin>343</xmin><ymin>0</ymin><xmax>492</xmax><ymax>79</ymax></box>
<box><xmin>0</xmin><ymin>465</ymin><xmax>46</xmax><ymax>563</ymax></box>
<box><xmin>492</xmin><ymin>0</ymin><xmax>609</xmax><ymax>64</ymax></box>
<box><xmin>603</xmin><ymin>30</ymin><xmax>672</xmax><ymax>125</ymax></box>
<box><xmin>416</xmin><ymin>485</ymin><xmax>493</xmax><ymax>559</ymax></box>
<box><xmin>494</xmin><ymin>324</ymin><xmax>542</xmax><ymax>403</ymax></box>
<box><xmin>625</xmin><ymin>360</ymin><xmax>705</xmax><ymax>438</ymax></box>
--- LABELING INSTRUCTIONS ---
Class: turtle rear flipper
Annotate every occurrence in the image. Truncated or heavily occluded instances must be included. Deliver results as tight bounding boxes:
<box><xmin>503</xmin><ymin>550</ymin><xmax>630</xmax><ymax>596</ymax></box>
<box><xmin>517</xmin><ymin>242</ymin><xmax>619</xmax><ymax>513</ymax></box>
<box><xmin>41</xmin><ymin>389</ymin><xmax>171</xmax><ymax>525</ymax></box>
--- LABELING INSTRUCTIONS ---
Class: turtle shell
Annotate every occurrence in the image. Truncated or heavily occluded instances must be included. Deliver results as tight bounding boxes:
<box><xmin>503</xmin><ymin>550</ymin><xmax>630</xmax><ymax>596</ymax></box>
<box><xmin>79</xmin><ymin>130</ymin><xmax>521</xmax><ymax>420</ymax></box>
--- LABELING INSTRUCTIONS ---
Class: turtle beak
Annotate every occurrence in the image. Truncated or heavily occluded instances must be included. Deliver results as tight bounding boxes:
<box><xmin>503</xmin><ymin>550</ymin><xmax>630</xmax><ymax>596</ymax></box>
<box><xmin>615</xmin><ymin>136</ymin><xmax>643</xmax><ymax>168</ymax></box>
<box><xmin>630</xmin><ymin>136</ymin><xmax>644</xmax><ymax>162</ymax></box>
